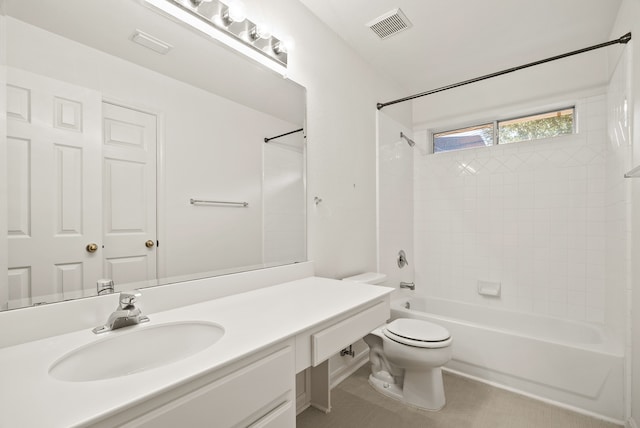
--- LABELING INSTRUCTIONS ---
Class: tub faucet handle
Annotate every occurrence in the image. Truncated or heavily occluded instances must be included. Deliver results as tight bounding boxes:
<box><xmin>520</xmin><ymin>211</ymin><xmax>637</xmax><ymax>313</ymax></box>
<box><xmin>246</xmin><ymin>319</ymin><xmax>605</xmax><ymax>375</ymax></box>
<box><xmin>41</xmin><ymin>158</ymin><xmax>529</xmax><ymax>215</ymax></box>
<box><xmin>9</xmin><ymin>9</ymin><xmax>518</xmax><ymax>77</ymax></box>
<box><xmin>398</xmin><ymin>250</ymin><xmax>409</xmax><ymax>268</ymax></box>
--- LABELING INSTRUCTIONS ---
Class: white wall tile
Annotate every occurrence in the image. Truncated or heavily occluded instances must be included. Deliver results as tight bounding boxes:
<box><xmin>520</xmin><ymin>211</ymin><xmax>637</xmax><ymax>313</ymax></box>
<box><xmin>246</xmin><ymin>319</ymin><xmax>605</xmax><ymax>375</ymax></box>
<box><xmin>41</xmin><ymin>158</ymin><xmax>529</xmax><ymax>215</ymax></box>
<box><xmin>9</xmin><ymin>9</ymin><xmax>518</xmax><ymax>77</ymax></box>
<box><xmin>412</xmin><ymin>94</ymin><xmax>610</xmax><ymax>322</ymax></box>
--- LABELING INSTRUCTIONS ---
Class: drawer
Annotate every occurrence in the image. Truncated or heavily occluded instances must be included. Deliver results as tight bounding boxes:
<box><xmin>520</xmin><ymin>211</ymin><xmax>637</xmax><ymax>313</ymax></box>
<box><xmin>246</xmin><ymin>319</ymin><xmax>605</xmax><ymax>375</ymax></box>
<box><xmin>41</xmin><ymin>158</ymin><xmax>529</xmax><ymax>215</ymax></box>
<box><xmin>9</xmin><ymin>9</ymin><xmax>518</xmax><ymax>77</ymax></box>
<box><xmin>311</xmin><ymin>301</ymin><xmax>388</xmax><ymax>366</ymax></box>
<box><xmin>248</xmin><ymin>401</ymin><xmax>295</xmax><ymax>428</ymax></box>
<box><xmin>123</xmin><ymin>346</ymin><xmax>294</xmax><ymax>428</ymax></box>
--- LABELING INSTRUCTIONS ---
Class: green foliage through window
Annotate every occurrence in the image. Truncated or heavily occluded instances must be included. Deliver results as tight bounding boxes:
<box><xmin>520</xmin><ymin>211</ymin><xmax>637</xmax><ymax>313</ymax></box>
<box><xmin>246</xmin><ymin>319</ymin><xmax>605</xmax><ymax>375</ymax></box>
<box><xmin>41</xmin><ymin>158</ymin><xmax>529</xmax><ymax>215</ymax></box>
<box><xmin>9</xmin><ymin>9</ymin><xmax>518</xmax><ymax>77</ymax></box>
<box><xmin>432</xmin><ymin>107</ymin><xmax>575</xmax><ymax>153</ymax></box>
<box><xmin>498</xmin><ymin>108</ymin><xmax>574</xmax><ymax>144</ymax></box>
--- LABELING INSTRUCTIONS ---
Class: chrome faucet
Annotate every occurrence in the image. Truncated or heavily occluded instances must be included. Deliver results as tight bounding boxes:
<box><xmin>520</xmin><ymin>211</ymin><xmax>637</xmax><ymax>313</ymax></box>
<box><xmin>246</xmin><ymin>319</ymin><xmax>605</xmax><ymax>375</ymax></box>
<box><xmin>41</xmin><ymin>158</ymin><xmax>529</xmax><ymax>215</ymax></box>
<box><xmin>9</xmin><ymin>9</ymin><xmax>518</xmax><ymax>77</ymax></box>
<box><xmin>400</xmin><ymin>282</ymin><xmax>415</xmax><ymax>290</ymax></box>
<box><xmin>93</xmin><ymin>291</ymin><xmax>150</xmax><ymax>334</ymax></box>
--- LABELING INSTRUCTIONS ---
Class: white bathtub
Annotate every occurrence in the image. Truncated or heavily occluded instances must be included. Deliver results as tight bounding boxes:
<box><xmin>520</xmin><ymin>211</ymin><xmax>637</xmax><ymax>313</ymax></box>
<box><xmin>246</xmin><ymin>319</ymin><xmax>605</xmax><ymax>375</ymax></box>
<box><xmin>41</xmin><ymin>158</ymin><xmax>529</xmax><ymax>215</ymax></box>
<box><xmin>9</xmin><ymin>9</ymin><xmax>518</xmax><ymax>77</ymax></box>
<box><xmin>390</xmin><ymin>296</ymin><xmax>624</xmax><ymax>422</ymax></box>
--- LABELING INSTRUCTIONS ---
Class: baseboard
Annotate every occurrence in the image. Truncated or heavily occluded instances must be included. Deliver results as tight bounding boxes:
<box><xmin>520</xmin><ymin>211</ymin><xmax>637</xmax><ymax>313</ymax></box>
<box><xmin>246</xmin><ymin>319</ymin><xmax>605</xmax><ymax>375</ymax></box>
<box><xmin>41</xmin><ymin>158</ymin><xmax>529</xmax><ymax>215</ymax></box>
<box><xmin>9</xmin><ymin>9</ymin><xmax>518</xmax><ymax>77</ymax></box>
<box><xmin>296</xmin><ymin>392</ymin><xmax>310</xmax><ymax>415</ymax></box>
<box><xmin>443</xmin><ymin>367</ymin><xmax>625</xmax><ymax>426</ymax></box>
<box><xmin>627</xmin><ymin>416</ymin><xmax>638</xmax><ymax>428</ymax></box>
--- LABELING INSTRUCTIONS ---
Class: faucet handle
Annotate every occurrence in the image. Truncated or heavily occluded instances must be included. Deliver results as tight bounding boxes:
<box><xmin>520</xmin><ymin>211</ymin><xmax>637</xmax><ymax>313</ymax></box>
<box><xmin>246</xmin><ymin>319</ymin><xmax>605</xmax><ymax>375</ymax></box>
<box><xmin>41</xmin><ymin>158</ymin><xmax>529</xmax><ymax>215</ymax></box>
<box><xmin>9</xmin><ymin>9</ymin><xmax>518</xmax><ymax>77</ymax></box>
<box><xmin>397</xmin><ymin>250</ymin><xmax>409</xmax><ymax>268</ymax></box>
<box><xmin>119</xmin><ymin>291</ymin><xmax>141</xmax><ymax>307</ymax></box>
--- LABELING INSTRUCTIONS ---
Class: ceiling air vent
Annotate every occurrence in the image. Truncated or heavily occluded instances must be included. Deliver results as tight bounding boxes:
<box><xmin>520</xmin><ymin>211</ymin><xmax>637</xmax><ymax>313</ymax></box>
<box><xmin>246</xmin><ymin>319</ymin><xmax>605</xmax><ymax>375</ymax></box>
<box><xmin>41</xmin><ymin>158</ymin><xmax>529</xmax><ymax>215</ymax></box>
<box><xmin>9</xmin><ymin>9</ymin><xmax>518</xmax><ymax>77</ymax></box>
<box><xmin>131</xmin><ymin>30</ymin><xmax>173</xmax><ymax>55</ymax></box>
<box><xmin>367</xmin><ymin>8</ymin><xmax>412</xmax><ymax>40</ymax></box>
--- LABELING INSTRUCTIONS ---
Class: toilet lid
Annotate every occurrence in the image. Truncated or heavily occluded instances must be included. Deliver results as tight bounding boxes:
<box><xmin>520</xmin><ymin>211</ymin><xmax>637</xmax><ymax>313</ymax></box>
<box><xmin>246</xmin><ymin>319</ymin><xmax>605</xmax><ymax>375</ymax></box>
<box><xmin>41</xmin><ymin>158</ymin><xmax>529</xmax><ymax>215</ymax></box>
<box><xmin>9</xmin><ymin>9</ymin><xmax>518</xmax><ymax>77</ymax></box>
<box><xmin>383</xmin><ymin>318</ymin><xmax>451</xmax><ymax>345</ymax></box>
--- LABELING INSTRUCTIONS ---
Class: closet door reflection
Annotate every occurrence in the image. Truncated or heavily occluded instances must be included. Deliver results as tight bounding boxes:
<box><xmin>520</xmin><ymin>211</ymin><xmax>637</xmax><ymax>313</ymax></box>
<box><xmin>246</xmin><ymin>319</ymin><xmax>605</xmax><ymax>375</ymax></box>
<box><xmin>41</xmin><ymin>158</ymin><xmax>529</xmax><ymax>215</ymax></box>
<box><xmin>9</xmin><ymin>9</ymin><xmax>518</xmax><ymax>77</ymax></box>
<box><xmin>101</xmin><ymin>102</ymin><xmax>157</xmax><ymax>286</ymax></box>
<box><xmin>7</xmin><ymin>70</ymin><xmax>102</xmax><ymax>307</ymax></box>
<box><xmin>6</xmin><ymin>79</ymin><xmax>159</xmax><ymax>308</ymax></box>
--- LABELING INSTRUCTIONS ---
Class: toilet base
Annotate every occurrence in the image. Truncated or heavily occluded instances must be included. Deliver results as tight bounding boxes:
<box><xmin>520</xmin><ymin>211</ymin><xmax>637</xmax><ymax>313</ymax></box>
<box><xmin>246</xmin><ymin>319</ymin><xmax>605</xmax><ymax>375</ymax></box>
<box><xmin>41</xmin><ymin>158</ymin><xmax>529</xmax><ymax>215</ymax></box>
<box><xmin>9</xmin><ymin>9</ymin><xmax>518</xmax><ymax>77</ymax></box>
<box><xmin>367</xmin><ymin>369</ymin><xmax>446</xmax><ymax>412</ymax></box>
<box><xmin>367</xmin><ymin>373</ymin><xmax>404</xmax><ymax>402</ymax></box>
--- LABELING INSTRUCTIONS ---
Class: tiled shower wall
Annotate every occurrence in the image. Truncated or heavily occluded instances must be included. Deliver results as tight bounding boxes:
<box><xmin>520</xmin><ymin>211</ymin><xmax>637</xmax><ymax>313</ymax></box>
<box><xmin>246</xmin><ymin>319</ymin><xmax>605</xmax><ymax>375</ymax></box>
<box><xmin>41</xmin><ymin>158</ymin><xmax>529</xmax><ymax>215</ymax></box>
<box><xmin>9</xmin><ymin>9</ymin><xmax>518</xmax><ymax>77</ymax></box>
<box><xmin>414</xmin><ymin>95</ymin><xmax>609</xmax><ymax>323</ymax></box>
<box><xmin>605</xmin><ymin>47</ymin><xmax>632</xmax><ymax>356</ymax></box>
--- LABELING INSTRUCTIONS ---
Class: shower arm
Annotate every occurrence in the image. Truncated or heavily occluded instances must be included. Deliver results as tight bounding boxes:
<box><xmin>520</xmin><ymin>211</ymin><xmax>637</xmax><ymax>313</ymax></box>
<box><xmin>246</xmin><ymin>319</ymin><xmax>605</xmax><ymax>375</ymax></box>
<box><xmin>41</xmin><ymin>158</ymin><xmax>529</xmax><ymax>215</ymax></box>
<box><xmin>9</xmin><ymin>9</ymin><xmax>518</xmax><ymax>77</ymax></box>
<box><xmin>400</xmin><ymin>132</ymin><xmax>416</xmax><ymax>147</ymax></box>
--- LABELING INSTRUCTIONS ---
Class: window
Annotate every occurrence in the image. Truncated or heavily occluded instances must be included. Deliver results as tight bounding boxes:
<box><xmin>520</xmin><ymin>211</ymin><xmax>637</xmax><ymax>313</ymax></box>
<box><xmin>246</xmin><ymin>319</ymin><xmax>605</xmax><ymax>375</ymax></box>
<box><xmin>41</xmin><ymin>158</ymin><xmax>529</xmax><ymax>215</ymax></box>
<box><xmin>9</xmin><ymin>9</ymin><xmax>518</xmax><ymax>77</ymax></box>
<box><xmin>432</xmin><ymin>107</ymin><xmax>575</xmax><ymax>153</ymax></box>
<box><xmin>433</xmin><ymin>124</ymin><xmax>493</xmax><ymax>153</ymax></box>
<box><xmin>498</xmin><ymin>108</ymin><xmax>574</xmax><ymax>144</ymax></box>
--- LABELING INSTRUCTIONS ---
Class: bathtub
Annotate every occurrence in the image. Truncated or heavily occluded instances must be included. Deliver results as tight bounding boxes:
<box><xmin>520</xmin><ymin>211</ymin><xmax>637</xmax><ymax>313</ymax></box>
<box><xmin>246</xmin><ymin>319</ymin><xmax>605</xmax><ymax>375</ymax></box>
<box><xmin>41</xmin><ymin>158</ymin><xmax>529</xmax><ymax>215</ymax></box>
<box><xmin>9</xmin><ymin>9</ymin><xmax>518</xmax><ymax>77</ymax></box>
<box><xmin>390</xmin><ymin>296</ymin><xmax>624</xmax><ymax>422</ymax></box>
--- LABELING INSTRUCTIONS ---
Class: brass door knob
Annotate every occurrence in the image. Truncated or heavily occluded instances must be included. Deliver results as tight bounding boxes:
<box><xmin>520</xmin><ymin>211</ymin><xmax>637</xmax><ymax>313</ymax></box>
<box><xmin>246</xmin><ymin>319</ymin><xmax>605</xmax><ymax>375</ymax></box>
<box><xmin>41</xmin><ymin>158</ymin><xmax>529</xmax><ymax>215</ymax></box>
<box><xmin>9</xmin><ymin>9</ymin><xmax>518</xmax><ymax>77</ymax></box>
<box><xmin>86</xmin><ymin>243</ymin><xmax>98</xmax><ymax>253</ymax></box>
<box><xmin>145</xmin><ymin>240</ymin><xmax>155</xmax><ymax>248</ymax></box>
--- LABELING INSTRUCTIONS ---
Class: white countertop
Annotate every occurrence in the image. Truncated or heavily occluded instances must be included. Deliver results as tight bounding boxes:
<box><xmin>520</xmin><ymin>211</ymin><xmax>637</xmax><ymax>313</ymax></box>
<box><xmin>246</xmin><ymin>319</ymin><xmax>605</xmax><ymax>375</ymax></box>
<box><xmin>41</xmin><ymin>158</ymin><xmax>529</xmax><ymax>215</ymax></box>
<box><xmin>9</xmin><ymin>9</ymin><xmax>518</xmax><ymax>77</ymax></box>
<box><xmin>0</xmin><ymin>276</ymin><xmax>391</xmax><ymax>427</ymax></box>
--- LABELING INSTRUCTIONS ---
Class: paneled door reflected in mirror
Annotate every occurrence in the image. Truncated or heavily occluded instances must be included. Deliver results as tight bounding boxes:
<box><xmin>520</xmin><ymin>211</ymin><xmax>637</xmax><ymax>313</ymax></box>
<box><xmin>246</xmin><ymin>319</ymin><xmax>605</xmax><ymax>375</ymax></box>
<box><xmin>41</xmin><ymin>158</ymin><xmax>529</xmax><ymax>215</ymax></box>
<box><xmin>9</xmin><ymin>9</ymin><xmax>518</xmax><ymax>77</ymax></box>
<box><xmin>101</xmin><ymin>102</ymin><xmax>157</xmax><ymax>288</ymax></box>
<box><xmin>7</xmin><ymin>73</ymin><xmax>104</xmax><ymax>305</ymax></box>
<box><xmin>1</xmin><ymin>0</ymin><xmax>306</xmax><ymax>311</ymax></box>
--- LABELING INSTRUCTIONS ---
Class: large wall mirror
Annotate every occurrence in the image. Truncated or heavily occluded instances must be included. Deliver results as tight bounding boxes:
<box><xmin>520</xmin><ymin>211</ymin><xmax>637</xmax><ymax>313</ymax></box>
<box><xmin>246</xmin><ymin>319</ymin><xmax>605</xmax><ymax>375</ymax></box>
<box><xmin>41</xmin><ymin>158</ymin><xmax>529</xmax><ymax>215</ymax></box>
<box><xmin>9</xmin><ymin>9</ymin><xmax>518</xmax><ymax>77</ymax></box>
<box><xmin>0</xmin><ymin>0</ymin><xmax>307</xmax><ymax>311</ymax></box>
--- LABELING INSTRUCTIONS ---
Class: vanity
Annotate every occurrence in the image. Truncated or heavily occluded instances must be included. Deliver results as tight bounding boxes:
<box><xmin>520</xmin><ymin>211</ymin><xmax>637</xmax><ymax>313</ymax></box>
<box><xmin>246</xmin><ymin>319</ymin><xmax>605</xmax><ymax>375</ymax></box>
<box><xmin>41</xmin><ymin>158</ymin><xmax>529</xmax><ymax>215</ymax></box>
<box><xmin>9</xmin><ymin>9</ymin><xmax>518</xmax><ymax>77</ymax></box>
<box><xmin>0</xmin><ymin>271</ymin><xmax>391</xmax><ymax>427</ymax></box>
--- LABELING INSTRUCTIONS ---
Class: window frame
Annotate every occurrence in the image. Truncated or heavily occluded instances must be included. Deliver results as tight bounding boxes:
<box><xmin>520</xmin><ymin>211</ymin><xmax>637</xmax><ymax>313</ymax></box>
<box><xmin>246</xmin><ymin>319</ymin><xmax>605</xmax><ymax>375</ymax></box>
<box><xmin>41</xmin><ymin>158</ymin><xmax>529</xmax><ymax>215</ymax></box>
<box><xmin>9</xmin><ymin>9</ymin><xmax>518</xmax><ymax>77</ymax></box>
<box><xmin>431</xmin><ymin>105</ymin><xmax>576</xmax><ymax>154</ymax></box>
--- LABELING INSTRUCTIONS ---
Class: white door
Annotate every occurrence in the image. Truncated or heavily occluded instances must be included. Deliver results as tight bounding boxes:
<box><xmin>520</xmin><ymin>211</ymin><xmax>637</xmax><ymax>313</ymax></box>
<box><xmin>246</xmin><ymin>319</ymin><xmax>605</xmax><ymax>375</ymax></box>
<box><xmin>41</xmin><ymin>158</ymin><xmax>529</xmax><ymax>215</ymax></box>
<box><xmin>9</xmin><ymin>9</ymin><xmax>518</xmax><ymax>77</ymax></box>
<box><xmin>101</xmin><ymin>102</ymin><xmax>157</xmax><ymax>286</ymax></box>
<box><xmin>6</xmin><ymin>69</ymin><xmax>102</xmax><ymax>306</ymax></box>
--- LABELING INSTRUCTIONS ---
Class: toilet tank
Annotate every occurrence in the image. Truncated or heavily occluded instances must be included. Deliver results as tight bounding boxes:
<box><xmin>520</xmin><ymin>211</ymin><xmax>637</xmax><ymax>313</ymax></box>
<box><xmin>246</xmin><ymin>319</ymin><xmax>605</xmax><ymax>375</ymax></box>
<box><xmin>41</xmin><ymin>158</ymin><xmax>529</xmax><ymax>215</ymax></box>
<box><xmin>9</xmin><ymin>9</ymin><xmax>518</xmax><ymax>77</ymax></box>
<box><xmin>342</xmin><ymin>272</ymin><xmax>387</xmax><ymax>285</ymax></box>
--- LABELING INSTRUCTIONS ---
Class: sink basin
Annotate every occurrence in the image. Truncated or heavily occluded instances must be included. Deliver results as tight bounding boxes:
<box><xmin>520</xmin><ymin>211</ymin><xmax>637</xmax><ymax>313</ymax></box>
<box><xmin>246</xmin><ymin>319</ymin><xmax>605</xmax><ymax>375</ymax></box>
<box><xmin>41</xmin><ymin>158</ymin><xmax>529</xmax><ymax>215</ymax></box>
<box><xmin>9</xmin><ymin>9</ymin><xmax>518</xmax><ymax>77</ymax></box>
<box><xmin>49</xmin><ymin>321</ymin><xmax>225</xmax><ymax>382</ymax></box>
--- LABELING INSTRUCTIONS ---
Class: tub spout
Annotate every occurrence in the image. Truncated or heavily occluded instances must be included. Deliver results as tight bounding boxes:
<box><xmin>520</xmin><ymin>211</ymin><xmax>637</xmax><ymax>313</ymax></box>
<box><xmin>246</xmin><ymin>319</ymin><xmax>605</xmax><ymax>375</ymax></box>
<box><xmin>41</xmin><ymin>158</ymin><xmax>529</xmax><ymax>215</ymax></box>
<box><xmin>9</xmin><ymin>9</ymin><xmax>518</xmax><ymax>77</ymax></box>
<box><xmin>400</xmin><ymin>282</ymin><xmax>415</xmax><ymax>290</ymax></box>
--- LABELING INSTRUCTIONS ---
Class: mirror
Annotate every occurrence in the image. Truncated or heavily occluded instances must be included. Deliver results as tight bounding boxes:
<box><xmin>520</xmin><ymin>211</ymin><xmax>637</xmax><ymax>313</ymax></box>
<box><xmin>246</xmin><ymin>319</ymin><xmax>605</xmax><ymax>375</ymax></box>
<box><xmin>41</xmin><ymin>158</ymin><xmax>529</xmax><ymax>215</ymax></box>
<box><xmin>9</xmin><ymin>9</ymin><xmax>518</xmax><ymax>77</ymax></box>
<box><xmin>0</xmin><ymin>0</ymin><xmax>306</xmax><ymax>311</ymax></box>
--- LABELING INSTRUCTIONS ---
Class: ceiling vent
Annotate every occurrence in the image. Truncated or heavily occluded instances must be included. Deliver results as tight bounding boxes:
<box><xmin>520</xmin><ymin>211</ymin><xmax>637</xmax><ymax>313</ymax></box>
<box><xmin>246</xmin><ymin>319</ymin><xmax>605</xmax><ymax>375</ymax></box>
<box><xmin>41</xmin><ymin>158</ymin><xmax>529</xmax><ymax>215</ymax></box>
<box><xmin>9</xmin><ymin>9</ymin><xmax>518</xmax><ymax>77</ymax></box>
<box><xmin>131</xmin><ymin>30</ymin><xmax>173</xmax><ymax>55</ymax></box>
<box><xmin>366</xmin><ymin>8</ymin><xmax>412</xmax><ymax>40</ymax></box>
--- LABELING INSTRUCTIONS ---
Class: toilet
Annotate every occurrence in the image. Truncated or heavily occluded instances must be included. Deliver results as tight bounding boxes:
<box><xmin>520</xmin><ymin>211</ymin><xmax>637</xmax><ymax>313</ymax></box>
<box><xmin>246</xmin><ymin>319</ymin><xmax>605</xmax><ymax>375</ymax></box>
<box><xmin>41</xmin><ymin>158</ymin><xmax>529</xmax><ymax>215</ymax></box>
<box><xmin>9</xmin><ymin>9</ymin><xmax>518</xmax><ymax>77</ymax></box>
<box><xmin>343</xmin><ymin>272</ymin><xmax>453</xmax><ymax>411</ymax></box>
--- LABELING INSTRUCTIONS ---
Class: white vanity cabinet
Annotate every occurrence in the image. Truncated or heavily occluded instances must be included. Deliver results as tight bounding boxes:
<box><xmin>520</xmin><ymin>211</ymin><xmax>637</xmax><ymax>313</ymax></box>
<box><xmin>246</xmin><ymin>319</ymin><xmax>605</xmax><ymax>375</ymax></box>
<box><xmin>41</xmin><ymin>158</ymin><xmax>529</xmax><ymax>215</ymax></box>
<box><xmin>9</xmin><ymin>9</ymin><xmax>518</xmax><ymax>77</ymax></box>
<box><xmin>91</xmin><ymin>295</ymin><xmax>390</xmax><ymax>427</ymax></box>
<box><xmin>0</xmin><ymin>276</ymin><xmax>393</xmax><ymax>427</ymax></box>
<box><xmin>94</xmin><ymin>341</ymin><xmax>296</xmax><ymax>428</ymax></box>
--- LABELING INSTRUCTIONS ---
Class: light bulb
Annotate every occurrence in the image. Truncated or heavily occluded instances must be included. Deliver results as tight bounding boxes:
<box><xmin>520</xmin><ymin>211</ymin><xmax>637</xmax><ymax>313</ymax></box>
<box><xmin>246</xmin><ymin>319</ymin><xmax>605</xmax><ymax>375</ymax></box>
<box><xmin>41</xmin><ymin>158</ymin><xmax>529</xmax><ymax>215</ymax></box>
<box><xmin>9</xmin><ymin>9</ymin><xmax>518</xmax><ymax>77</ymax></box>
<box><xmin>273</xmin><ymin>37</ymin><xmax>294</xmax><ymax>55</ymax></box>
<box><xmin>273</xmin><ymin>40</ymin><xmax>287</xmax><ymax>55</ymax></box>
<box><xmin>227</xmin><ymin>2</ymin><xmax>246</xmax><ymax>22</ymax></box>
<box><xmin>189</xmin><ymin>0</ymin><xmax>213</xmax><ymax>7</ymax></box>
<box><xmin>283</xmin><ymin>37</ymin><xmax>295</xmax><ymax>52</ymax></box>
<box><xmin>250</xmin><ymin>23</ymin><xmax>272</xmax><ymax>41</ymax></box>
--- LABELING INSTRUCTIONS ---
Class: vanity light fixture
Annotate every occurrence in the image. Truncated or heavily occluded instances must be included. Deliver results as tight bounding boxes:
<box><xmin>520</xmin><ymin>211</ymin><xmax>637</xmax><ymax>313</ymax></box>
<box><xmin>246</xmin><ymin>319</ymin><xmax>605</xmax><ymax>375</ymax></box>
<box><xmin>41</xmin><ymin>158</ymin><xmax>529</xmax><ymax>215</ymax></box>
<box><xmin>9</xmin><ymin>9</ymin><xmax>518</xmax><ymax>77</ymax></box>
<box><xmin>142</xmin><ymin>0</ymin><xmax>289</xmax><ymax>73</ymax></box>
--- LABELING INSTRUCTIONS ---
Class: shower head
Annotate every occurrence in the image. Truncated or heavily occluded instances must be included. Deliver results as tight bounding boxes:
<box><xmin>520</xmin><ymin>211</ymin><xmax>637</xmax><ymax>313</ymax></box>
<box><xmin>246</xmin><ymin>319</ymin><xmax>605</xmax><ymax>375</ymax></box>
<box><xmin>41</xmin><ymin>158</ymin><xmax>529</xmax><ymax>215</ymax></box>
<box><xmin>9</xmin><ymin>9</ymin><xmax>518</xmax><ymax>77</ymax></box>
<box><xmin>400</xmin><ymin>132</ymin><xmax>415</xmax><ymax>147</ymax></box>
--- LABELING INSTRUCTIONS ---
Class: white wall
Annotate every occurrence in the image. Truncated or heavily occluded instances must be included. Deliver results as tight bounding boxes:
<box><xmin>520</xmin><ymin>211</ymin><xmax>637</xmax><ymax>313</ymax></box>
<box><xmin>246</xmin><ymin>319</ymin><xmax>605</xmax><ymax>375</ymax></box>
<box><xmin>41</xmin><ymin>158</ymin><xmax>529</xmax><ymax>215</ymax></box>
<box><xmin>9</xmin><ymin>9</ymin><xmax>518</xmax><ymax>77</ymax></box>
<box><xmin>239</xmin><ymin>0</ymin><xmax>410</xmax><ymax>279</ymax></box>
<box><xmin>235</xmin><ymin>0</ymin><xmax>411</xmax><ymax>389</ymax></box>
<box><xmin>412</xmin><ymin>47</ymin><xmax>610</xmax><ymax>129</ymax></box>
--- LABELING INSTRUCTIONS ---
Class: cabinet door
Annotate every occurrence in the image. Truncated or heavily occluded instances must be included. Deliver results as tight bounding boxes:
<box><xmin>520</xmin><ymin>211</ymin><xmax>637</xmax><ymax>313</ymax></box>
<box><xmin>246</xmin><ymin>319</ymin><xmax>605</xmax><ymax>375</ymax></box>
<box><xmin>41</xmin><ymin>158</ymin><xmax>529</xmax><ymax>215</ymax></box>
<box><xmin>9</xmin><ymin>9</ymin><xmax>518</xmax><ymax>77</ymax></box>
<box><xmin>122</xmin><ymin>346</ymin><xmax>294</xmax><ymax>428</ymax></box>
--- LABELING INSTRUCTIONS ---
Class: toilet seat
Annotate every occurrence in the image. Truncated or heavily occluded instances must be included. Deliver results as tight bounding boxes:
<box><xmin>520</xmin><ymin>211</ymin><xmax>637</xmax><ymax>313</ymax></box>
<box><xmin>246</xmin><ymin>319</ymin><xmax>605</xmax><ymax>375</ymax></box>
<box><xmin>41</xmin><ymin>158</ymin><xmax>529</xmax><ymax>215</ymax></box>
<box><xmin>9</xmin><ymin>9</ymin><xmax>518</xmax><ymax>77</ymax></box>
<box><xmin>383</xmin><ymin>318</ymin><xmax>452</xmax><ymax>349</ymax></box>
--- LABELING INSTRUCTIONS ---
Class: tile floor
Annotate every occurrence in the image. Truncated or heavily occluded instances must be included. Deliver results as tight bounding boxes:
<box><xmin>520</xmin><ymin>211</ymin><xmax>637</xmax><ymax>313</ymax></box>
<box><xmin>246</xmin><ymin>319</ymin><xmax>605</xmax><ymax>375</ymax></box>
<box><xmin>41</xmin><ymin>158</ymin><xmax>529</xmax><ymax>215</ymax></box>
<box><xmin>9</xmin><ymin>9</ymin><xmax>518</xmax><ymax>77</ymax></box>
<box><xmin>297</xmin><ymin>365</ymin><xmax>621</xmax><ymax>428</ymax></box>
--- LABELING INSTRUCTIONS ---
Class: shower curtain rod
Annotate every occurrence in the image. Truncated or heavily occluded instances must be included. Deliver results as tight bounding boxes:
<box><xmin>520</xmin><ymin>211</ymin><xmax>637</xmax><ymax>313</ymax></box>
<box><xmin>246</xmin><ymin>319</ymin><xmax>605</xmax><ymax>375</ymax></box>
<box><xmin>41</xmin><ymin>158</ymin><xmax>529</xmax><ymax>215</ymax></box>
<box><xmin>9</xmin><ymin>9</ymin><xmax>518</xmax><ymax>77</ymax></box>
<box><xmin>376</xmin><ymin>32</ymin><xmax>632</xmax><ymax>110</ymax></box>
<box><xmin>264</xmin><ymin>128</ymin><xmax>304</xmax><ymax>143</ymax></box>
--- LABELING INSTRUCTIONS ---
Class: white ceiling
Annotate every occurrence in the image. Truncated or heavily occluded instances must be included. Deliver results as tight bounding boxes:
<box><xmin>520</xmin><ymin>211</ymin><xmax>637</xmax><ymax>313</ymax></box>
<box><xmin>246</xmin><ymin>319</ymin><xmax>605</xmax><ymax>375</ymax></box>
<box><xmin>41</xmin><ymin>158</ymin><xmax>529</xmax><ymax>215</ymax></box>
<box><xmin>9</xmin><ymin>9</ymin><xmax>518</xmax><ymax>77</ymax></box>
<box><xmin>299</xmin><ymin>0</ymin><xmax>623</xmax><ymax>95</ymax></box>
